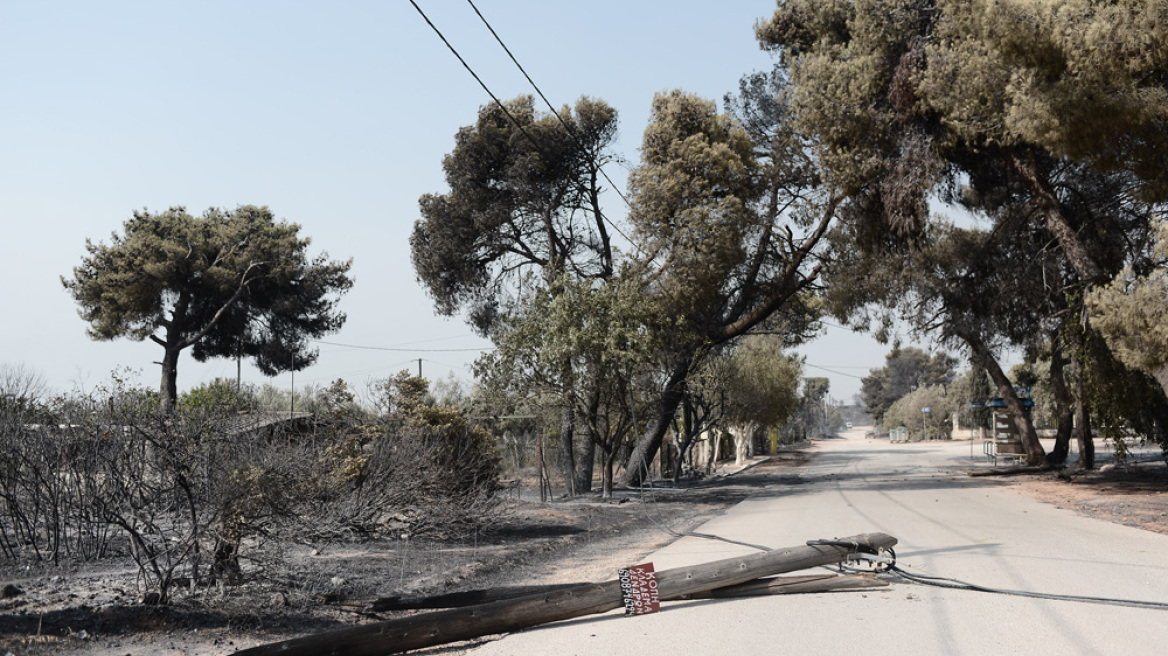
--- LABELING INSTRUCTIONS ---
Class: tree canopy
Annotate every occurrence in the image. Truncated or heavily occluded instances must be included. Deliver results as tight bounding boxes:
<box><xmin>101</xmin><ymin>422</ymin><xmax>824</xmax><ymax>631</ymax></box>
<box><xmin>410</xmin><ymin>96</ymin><xmax>619</xmax><ymax>333</ymax></box>
<box><xmin>757</xmin><ymin>0</ymin><xmax>1168</xmax><ymax>459</ymax></box>
<box><xmin>859</xmin><ymin>346</ymin><xmax>956</xmax><ymax>425</ymax></box>
<box><xmin>756</xmin><ymin>0</ymin><xmax>1168</xmax><ymax>282</ymax></box>
<box><xmin>722</xmin><ymin>334</ymin><xmax>803</xmax><ymax>431</ymax></box>
<box><xmin>1089</xmin><ymin>216</ymin><xmax>1168</xmax><ymax>397</ymax></box>
<box><xmin>63</xmin><ymin>206</ymin><xmax>353</xmax><ymax>412</ymax></box>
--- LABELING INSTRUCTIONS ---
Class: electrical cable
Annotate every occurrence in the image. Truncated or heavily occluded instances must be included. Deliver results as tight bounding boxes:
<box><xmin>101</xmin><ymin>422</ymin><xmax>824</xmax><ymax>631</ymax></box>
<box><xmin>621</xmin><ymin>426</ymin><xmax>1168</xmax><ymax>611</ymax></box>
<box><xmin>821</xmin><ymin>546</ymin><xmax>1168</xmax><ymax>612</ymax></box>
<box><xmin>408</xmin><ymin>0</ymin><xmax>546</xmax><ymax>161</ymax></box>
<box><xmin>463</xmin><ymin>0</ymin><xmax>632</xmax><ymax>209</ymax></box>
<box><xmin>313</xmin><ymin>340</ymin><xmax>493</xmax><ymax>353</ymax></box>
<box><xmin>411</xmin><ymin>0</ymin><xmax>641</xmax><ymax>260</ymax></box>
<box><xmin>885</xmin><ymin>562</ymin><xmax>1168</xmax><ymax>611</ymax></box>
<box><xmin>802</xmin><ymin>362</ymin><xmax>867</xmax><ymax>379</ymax></box>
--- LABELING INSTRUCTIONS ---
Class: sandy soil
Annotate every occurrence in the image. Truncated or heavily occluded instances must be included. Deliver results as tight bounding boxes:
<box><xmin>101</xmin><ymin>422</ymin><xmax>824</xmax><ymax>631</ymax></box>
<box><xmin>1008</xmin><ymin>459</ymin><xmax>1168</xmax><ymax>535</ymax></box>
<box><xmin>2</xmin><ymin>447</ymin><xmax>1165</xmax><ymax>656</ymax></box>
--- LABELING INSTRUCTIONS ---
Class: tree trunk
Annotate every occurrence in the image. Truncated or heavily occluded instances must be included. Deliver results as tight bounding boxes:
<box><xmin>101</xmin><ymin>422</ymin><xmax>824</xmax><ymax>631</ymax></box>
<box><xmin>601</xmin><ymin>451</ymin><xmax>616</xmax><ymax>500</ymax></box>
<box><xmin>619</xmin><ymin>360</ymin><xmax>690</xmax><ymax>488</ymax></box>
<box><xmin>1072</xmin><ymin>357</ymin><xmax>1095</xmax><ymax>469</ymax></box>
<box><xmin>574</xmin><ymin>388</ymin><xmax>600</xmax><ymax>494</ymax></box>
<box><xmin>1010</xmin><ymin>149</ymin><xmax>1106</xmax><ymax>285</ymax></box>
<box><xmin>159</xmin><ymin>345</ymin><xmax>181</xmax><ymax>415</ymax></box>
<box><xmin>558</xmin><ymin>404</ymin><xmax>576</xmax><ymax>496</ymax></box>
<box><xmin>1046</xmin><ymin>334</ymin><xmax>1074</xmax><ymax>467</ymax></box>
<box><xmin>963</xmin><ymin>331</ymin><xmax>1046</xmax><ymax>465</ymax></box>
<box><xmin>672</xmin><ymin>401</ymin><xmax>698</xmax><ymax>482</ymax></box>
<box><xmin>732</xmin><ymin>423</ymin><xmax>754</xmax><ymax>467</ymax></box>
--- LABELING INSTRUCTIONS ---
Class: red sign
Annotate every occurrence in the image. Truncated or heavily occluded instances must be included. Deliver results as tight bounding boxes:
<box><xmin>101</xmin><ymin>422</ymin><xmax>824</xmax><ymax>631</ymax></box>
<box><xmin>618</xmin><ymin>563</ymin><xmax>660</xmax><ymax>616</ymax></box>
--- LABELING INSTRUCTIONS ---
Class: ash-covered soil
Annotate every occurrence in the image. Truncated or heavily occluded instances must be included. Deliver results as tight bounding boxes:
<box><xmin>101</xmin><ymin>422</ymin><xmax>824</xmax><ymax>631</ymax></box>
<box><xmin>4</xmin><ymin>447</ymin><xmax>1166</xmax><ymax>656</ymax></box>
<box><xmin>0</xmin><ymin>453</ymin><xmax>807</xmax><ymax>656</ymax></box>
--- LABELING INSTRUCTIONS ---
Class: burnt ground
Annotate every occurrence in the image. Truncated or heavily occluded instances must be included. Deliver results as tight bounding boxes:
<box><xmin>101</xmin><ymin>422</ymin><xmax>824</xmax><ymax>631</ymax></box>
<box><xmin>3</xmin><ymin>446</ymin><xmax>1167</xmax><ymax>656</ymax></box>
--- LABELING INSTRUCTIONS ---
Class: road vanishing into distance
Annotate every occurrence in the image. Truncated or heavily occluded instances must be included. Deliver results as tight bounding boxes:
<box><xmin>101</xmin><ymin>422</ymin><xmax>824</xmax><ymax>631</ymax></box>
<box><xmin>469</xmin><ymin>428</ymin><xmax>1168</xmax><ymax>656</ymax></box>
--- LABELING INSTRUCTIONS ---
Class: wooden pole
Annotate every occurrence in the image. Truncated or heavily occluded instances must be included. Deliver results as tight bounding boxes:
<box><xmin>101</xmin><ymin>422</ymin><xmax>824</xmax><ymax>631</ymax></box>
<box><xmin>370</xmin><ymin>573</ymin><xmax>887</xmax><ymax>611</ymax></box>
<box><xmin>236</xmin><ymin>532</ymin><xmax>896</xmax><ymax>656</ymax></box>
<box><xmin>693</xmin><ymin>572</ymin><xmax>888</xmax><ymax>598</ymax></box>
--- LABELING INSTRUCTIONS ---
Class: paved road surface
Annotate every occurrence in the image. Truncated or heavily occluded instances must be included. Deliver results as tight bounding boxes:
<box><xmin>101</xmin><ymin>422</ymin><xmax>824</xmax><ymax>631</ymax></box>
<box><xmin>468</xmin><ymin>428</ymin><xmax>1168</xmax><ymax>655</ymax></box>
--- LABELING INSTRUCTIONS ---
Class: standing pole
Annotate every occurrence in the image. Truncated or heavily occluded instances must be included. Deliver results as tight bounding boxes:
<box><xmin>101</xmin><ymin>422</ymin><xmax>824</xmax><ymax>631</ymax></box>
<box><xmin>537</xmin><ymin>425</ymin><xmax>548</xmax><ymax>502</ymax></box>
<box><xmin>236</xmin><ymin>336</ymin><xmax>242</xmax><ymax>395</ymax></box>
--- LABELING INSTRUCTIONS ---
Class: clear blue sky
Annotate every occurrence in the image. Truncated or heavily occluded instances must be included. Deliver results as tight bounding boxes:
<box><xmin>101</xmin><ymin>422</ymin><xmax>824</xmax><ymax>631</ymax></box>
<box><xmin>0</xmin><ymin>0</ymin><xmax>901</xmax><ymax>402</ymax></box>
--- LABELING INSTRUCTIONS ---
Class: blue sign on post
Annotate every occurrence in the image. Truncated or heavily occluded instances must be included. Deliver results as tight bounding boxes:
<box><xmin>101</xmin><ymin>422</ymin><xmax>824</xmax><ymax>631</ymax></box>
<box><xmin>922</xmin><ymin>407</ymin><xmax>930</xmax><ymax>413</ymax></box>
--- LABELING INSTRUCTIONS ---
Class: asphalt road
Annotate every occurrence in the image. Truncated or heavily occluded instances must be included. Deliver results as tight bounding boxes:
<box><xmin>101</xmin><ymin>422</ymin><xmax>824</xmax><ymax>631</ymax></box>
<box><xmin>468</xmin><ymin>428</ymin><xmax>1168</xmax><ymax>655</ymax></box>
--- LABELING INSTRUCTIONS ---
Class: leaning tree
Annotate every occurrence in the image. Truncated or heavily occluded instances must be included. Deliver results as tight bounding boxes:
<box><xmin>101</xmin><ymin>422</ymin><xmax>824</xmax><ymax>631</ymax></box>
<box><xmin>63</xmin><ymin>205</ymin><xmax>353</xmax><ymax>412</ymax></box>
<box><xmin>757</xmin><ymin>0</ymin><xmax>1168</xmax><ymax>285</ymax></box>
<box><xmin>411</xmin><ymin>96</ymin><xmax>621</xmax><ymax>493</ymax></box>
<box><xmin>617</xmin><ymin>81</ymin><xmax>839</xmax><ymax>486</ymax></box>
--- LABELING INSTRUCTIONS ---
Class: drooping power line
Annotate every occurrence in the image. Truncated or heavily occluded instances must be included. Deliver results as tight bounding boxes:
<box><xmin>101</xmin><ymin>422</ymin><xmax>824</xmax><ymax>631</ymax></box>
<box><xmin>410</xmin><ymin>0</ymin><xmax>639</xmax><ymax>254</ymax></box>
<box><xmin>314</xmin><ymin>339</ymin><xmax>493</xmax><ymax>353</ymax></box>
<box><xmin>463</xmin><ymin>0</ymin><xmax>632</xmax><ymax>209</ymax></box>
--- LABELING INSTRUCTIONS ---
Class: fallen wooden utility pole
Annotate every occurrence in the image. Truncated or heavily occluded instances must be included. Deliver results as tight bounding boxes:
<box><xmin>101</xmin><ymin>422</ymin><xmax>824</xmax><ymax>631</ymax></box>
<box><xmin>371</xmin><ymin>573</ymin><xmax>886</xmax><ymax>611</ymax></box>
<box><xmin>236</xmin><ymin>531</ymin><xmax>896</xmax><ymax>656</ymax></box>
<box><xmin>694</xmin><ymin>572</ymin><xmax>888</xmax><ymax>599</ymax></box>
<box><xmin>370</xmin><ymin>584</ymin><xmax>576</xmax><ymax>612</ymax></box>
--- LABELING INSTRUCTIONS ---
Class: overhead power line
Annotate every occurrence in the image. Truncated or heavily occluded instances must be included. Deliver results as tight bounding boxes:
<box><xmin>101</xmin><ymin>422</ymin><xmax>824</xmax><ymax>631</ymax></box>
<box><xmin>803</xmin><ymin>362</ymin><xmax>867</xmax><ymax>379</ymax></box>
<box><xmin>409</xmin><ymin>0</ymin><xmax>639</xmax><ymax>254</ymax></box>
<box><xmin>464</xmin><ymin>0</ymin><xmax>632</xmax><ymax>209</ymax></box>
<box><xmin>407</xmin><ymin>0</ymin><xmax>544</xmax><ymax>158</ymax></box>
<box><xmin>314</xmin><ymin>339</ymin><xmax>494</xmax><ymax>353</ymax></box>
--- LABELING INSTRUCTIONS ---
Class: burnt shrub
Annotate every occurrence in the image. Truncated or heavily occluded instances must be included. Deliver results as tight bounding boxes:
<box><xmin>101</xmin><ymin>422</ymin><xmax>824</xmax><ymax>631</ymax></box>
<box><xmin>310</xmin><ymin>373</ymin><xmax>502</xmax><ymax>539</ymax></box>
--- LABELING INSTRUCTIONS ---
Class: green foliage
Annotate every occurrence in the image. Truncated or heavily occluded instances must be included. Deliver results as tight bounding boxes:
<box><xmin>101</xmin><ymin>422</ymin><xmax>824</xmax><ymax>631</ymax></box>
<box><xmin>884</xmin><ymin>384</ymin><xmax>955</xmax><ymax>439</ymax></box>
<box><xmin>860</xmin><ymin>347</ymin><xmax>957</xmax><ymax>423</ymax></box>
<box><xmin>1067</xmin><ymin>300</ymin><xmax>1168</xmax><ymax>449</ymax></box>
<box><xmin>949</xmin><ymin>364</ymin><xmax>995</xmax><ymax>429</ymax></box>
<box><xmin>478</xmin><ymin>273</ymin><xmax>671</xmax><ymax>395</ymax></box>
<box><xmin>780</xmin><ymin>376</ymin><xmax>838</xmax><ymax>441</ymax></box>
<box><xmin>411</xmin><ymin>96</ymin><xmax>619</xmax><ymax>331</ymax></box>
<box><xmin>179</xmin><ymin>378</ymin><xmax>255</xmax><ymax>413</ymax></box>
<box><xmin>722</xmin><ymin>334</ymin><xmax>803</xmax><ymax>429</ymax></box>
<box><xmin>628</xmin><ymin>90</ymin><xmax>761</xmax><ymax>323</ymax></box>
<box><xmin>323</xmin><ymin>371</ymin><xmax>501</xmax><ymax>535</ymax></box>
<box><xmin>62</xmin><ymin>205</ymin><xmax>353</xmax><ymax>410</ymax></box>
<box><xmin>759</xmin><ymin>0</ymin><xmax>1168</xmax><ymax>206</ymax></box>
<box><xmin>916</xmin><ymin>0</ymin><xmax>1168</xmax><ymax>197</ymax></box>
<box><xmin>1088</xmin><ymin>217</ymin><xmax>1168</xmax><ymax>395</ymax></box>
<box><xmin>758</xmin><ymin>0</ymin><xmax>1166</xmax><ymax>300</ymax></box>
